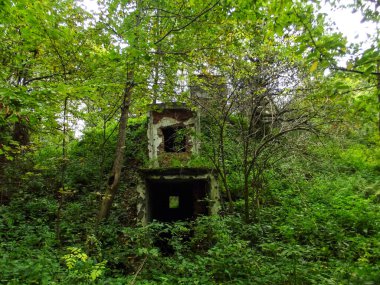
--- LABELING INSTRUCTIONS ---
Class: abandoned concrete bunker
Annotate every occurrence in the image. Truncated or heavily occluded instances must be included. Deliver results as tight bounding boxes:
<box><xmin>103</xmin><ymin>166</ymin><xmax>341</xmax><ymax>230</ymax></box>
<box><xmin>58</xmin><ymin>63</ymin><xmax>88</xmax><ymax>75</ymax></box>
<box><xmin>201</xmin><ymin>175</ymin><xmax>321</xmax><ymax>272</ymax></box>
<box><xmin>136</xmin><ymin>103</ymin><xmax>220</xmax><ymax>225</ymax></box>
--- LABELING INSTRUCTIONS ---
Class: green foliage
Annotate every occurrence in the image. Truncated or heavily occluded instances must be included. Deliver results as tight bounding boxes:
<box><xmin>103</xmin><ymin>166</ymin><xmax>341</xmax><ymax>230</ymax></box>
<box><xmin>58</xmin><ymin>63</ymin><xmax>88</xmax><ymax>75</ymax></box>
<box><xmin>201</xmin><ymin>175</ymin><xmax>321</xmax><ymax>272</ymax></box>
<box><xmin>0</xmin><ymin>194</ymin><xmax>61</xmax><ymax>284</ymax></box>
<box><xmin>64</xmin><ymin>117</ymin><xmax>147</xmax><ymax>192</ymax></box>
<box><xmin>2</xmin><ymin>136</ymin><xmax>379</xmax><ymax>284</ymax></box>
<box><xmin>0</xmin><ymin>0</ymin><xmax>379</xmax><ymax>284</ymax></box>
<box><xmin>62</xmin><ymin>247</ymin><xmax>107</xmax><ymax>283</ymax></box>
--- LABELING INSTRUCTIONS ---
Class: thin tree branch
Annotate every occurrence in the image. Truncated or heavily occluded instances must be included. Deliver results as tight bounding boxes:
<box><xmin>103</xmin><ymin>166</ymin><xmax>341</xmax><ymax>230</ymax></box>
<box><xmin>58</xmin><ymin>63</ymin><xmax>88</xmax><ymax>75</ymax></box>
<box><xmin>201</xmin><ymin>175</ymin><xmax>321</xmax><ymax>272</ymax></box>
<box><xmin>154</xmin><ymin>1</ymin><xmax>220</xmax><ymax>45</ymax></box>
<box><xmin>24</xmin><ymin>71</ymin><xmax>73</xmax><ymax>85</ymax></box>
<box><xmin>129</xmin><ymin>256</ymin><xmax>147</xmax><ymax>285</ymax></box>
<box><xmin>332</xmin><ymin>66</ymin><xmax>380</xmax><ymax>76</ymax></box>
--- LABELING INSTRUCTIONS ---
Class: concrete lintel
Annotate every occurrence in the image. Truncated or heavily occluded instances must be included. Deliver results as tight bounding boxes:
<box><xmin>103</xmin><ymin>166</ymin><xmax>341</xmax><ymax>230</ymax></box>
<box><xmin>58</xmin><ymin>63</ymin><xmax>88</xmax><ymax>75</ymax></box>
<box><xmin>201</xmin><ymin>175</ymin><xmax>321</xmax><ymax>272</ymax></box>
<box><xmin>140</xmin><ymin>167</ymin><xmax>214</xmax><ymax>176</ymax></box>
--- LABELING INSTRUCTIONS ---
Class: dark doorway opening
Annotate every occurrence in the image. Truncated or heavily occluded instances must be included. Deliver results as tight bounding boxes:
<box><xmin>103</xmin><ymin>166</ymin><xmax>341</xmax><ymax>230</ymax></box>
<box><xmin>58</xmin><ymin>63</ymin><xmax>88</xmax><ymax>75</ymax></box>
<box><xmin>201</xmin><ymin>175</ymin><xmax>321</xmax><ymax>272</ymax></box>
<box><xmin>162</xmin><ymin>126</ymin><xmax>186</xmax><ymax>152</ymax></box>
<box><xmin>147</xmin><ymin>179</ymin><xmax>209</xmax><ymax>222</ymax></box>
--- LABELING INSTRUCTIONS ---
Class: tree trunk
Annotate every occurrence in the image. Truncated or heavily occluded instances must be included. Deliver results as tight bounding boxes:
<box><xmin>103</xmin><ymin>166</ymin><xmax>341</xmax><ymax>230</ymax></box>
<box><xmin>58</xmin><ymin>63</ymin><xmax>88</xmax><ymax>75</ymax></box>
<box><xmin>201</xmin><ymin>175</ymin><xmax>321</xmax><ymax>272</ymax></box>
<box><xmin>56</xmin><ymin>96</ymin><xmax>68</xmax><ymax>246</ymax></box>
<box><xmin>219</xmin><ymin>125</ymin><xmax>233</xmax><ymax>210</ymax></box>
<box><xmin>243</xmin><ymin>173</ymin><xmax>250</xmax><ymax>223</ymax></box>
<box><xmin>97</xmin><ymin>74</ymin><xmax>133</xmax><ymax>222</ymax></box>
<box><xmin>377</xmin><ymin>59</ymin><xmax>380</xmax><ymax>136</ymax></box>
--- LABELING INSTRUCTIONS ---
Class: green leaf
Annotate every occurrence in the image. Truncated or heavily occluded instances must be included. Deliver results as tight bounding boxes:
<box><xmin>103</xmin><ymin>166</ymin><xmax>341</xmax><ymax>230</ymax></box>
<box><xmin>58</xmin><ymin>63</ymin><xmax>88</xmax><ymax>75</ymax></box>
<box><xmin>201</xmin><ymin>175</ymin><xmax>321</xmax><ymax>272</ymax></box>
<box><xmin>363</xmin><ymin>65</ymin><xmax>375</xmax><ymax>76</ymax></box>
<box><xmin>310</xmin><ymin>61</ymin><xmax>319</xmax><ymax>72</ymax></box>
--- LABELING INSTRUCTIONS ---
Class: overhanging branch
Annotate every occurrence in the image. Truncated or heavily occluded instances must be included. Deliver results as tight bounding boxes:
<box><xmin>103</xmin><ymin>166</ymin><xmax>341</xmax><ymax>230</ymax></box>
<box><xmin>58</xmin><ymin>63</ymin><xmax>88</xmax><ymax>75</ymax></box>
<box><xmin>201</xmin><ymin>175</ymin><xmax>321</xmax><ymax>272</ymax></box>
<box><xmin>154</xmin><ymin>1</ymin><xmax>220</xmax><ymax>45</ymax></box>
<box><xmin>332</xmin><ymin>66</ymin><xmax>380</xmax><ymax>76</ymax></box>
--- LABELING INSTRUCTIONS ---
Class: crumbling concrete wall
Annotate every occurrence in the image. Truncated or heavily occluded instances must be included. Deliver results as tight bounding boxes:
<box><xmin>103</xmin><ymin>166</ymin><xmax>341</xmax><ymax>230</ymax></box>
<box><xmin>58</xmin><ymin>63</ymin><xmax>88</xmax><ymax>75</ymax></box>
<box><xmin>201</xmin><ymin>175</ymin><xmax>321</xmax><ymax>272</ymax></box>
<box><xmin>147</xmin><ymin>104</ymin><xmax>200</xmax><ymax>167</ymax></box>
<box><xmin>136</xmin><ymin>103</ymin><xmax>219</xmax><ymax>225</ymax></box>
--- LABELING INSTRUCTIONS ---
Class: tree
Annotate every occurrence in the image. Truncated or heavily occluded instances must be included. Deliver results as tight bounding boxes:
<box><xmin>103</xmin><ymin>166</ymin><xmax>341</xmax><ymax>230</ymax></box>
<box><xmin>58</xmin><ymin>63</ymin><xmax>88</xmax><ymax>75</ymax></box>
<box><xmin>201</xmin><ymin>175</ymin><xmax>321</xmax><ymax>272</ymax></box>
<box><xmin>0</xmin><ymin>0</ymin><xmax>97</xmax><ymax>244</ymax></box>
<box><xmin>194</xmin><ymin>48</ymin><xmax>321</xmax><ymax>221</ymax></box>
<box><xmin>304</xmin><ymin>0</ymin><xmax>380</xmax><ymax>135</ymax></box>
<box><xmin>95</xmin><ymin>0</ymin><xmax>226</xmax><ymax>221</ymax></box>
<box><xmin>181</xmin><ymin>0</ymin><xmax>348</xmax><ymax>220</ymax></box>
<box><xmin>92</xmin><ymin>0</ymin><xmax>357</xmax><ymax>221</ymax></box>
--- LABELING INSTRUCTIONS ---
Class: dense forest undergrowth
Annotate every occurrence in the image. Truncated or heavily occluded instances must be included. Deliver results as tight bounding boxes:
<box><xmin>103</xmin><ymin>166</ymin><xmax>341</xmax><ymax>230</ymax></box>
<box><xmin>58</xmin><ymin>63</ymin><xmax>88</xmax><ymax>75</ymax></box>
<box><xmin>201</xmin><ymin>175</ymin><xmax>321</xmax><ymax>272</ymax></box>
<box><xmin>1</xmin><ymin>124</ymin><xmax>379</xmax><ymax>284</ymax></box>
<box><xmin>1</xmin><ymin>0</ymin><xmax>380</xmax><ymax>284</ymax></box>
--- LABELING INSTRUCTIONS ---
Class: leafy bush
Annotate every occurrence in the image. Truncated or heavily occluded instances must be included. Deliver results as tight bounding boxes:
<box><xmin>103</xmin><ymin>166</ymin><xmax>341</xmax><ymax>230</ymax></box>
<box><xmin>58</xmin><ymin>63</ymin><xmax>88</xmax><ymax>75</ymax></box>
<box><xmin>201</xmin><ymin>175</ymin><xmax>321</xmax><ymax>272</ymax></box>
<box><xmin>62</xmin><ymin>246</ymin><xmax>107</xmax><ymax>283</ymax></box>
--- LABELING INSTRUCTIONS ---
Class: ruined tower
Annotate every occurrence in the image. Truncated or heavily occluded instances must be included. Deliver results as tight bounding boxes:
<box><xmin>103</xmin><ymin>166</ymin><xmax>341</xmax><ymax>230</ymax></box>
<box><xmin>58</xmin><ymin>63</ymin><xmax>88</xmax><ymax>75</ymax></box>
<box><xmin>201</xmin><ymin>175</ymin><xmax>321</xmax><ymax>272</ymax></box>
<box><xmin>136</xmin><ymin>103</ymin><xmax>220</xmax><ymax>225</ymax></box>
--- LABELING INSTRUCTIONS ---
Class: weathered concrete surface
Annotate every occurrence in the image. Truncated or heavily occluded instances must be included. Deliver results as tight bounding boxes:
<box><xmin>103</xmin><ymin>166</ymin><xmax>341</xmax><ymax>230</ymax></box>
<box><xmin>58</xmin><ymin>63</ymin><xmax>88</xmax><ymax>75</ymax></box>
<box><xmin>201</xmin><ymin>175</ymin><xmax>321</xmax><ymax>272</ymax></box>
<box><xmin>136</xmin><ymin>103</ymin><xmax>219</xmax><ymax>225</ymax></box>
<box><xmin>136</xmin><ymin>168</ymin><xmax>220</xmax><ymax>225</ymax></box>
<box><xmin>147</xmin><ymin>103</ymin><xmax>200</xmax><ymax>167</ymax></box>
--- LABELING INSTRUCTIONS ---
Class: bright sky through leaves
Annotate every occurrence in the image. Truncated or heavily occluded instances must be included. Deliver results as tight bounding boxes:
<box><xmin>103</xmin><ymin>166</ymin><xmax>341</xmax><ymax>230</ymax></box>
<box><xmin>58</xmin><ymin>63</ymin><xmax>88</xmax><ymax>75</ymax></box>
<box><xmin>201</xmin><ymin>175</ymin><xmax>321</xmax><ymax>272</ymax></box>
<box><xmin>320</xmin><ymin>3</ymin><xmax>377</xmax><ymax>48</ymax></box>
<box><xmin>81</xmin><ymin>0</ymin><xmax>377</xmax><ymax>48</ymax></box>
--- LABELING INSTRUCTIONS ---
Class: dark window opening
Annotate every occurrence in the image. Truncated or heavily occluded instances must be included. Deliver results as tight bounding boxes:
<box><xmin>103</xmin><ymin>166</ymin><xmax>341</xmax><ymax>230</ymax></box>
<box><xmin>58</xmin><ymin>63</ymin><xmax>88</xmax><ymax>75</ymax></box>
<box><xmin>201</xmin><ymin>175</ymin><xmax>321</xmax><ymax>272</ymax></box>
<box><xmin>162</xmin><ymin>126</ymin><xmax>186</xmax><ymax>152</ymax></box>
<box><xmin>147</xmin><ymin>180</ymin><xmax>209</xmax><ymax>222</ymax></box>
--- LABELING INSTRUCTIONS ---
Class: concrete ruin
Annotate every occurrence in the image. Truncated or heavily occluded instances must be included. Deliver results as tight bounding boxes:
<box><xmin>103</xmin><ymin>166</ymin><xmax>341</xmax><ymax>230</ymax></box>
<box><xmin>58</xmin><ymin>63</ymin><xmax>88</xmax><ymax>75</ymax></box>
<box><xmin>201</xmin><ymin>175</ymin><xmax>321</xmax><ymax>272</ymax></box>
<box><xmin>147</xmin><ymin>103</ymin><xmax>200</xmax><ymax>168</ymax></box>
<box><xmin>136</xmin><ymin>103</ymin><xmax>220</xmax><ymax>225</ymax></box>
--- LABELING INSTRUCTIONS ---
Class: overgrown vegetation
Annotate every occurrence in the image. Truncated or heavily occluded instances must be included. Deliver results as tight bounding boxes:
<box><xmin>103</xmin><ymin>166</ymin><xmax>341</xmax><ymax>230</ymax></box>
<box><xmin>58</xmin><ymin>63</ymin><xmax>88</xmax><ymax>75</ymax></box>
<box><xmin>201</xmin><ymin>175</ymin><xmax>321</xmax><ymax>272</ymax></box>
<box><xmin>1</xmin><ymin>0</ymin><xmax>379</xmax><ymax>284</ymax></box>
<box><xmin>1</xmin><ymin>120</ymin><xmax>379</xmax><ymax>284</ymax></box>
